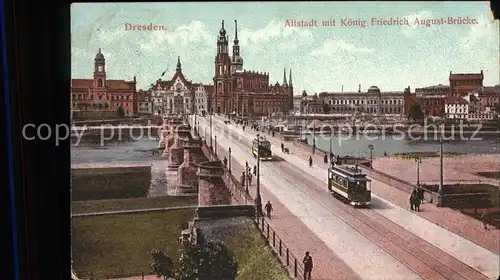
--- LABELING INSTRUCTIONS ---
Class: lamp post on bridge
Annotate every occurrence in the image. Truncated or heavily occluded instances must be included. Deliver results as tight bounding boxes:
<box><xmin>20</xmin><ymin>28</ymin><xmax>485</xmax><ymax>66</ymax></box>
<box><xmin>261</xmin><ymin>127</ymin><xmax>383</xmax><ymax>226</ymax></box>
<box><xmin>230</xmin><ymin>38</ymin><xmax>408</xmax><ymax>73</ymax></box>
<box><xmin>215</xmin><ymin>135</ymin><xmax>217</xmax><ymax>156</ymax></box>
<box><xmin>368</xmin><ymin>144</ymin><xmax>374</xmax><ymax>168</ymax></box>
<box><xmin>255</xmin><ymin>133</ymin><xmax>263</xmax><ymax>216</ymax></box>
<box><xmin>437</xmin><ymin>137</ymin><xmax>444</xmax><ymax>206</ymax></box>
<box><xmin>414</xmin><ymin>156</ymin><xmax>422</xmax><ymax>186</ymax></box>
<box><xmin>228</xmin><ymin>147</ymin><xmax>232</xmax><ymax>173</ymax></box>
<box><xmin>210</xmin><ymin>113</ymin><xmax>213</xmax><ymax>149</ymax></box>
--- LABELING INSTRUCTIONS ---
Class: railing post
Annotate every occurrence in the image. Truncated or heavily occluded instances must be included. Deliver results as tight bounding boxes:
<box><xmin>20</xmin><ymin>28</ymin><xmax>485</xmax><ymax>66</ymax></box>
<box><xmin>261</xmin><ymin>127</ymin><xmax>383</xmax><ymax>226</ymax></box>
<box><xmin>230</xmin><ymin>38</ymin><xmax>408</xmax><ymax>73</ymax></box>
<box><xmin>267</xmin><ymin>224</ymin><xmax>270</xmax><ymax>239</ymax></box>
<box><xmin>286</xmin><ymin>248</ymin><xmax>290</xmax><ymax>266</ymax></box>
<box><xmin>294</xmin><ymin>258</ymin><xmax>298</xmax><ymax>277</ymax></box>
<box><xmin>279</xmin><ymin>239</ymin><xmax>282</xmax><ymax>256</ymax></box>
<box><xmin>261</xmin><ymin>216</ymin><xmax>265</xmax><ymax>230</ymax></box>
<box><xmin>273</xmin><ymin>231</ymin><xmax>276</xmax><ymax>247</ymax></box>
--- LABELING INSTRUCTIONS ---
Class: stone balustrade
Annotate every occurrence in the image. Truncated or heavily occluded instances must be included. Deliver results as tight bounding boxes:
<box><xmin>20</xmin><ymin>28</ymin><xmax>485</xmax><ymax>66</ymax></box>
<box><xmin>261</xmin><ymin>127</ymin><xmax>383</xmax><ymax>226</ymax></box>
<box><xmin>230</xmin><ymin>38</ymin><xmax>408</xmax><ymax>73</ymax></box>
<box><xmin>197</xmin><ymin>161</ymin><xmax>231</xmax><ymax>206</ymax></box>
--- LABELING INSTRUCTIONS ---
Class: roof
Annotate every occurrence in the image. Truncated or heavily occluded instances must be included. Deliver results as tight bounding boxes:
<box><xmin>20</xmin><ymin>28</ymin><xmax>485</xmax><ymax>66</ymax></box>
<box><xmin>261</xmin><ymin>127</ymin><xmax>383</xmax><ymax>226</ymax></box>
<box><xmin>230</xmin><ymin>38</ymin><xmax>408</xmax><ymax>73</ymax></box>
<box><xmin>71</xmin><ymin>79</ymin><xmax>135</xmax><ymax>90</ymax></box>
<box><xmin>446</xmin><ymin>96</ymin><xmax>469</xmax><ymax>105</ymax></box>
<box><xmin>449</xmin><ymin>73</ymin><xmax>483</xmax><ymax>80</ymax></box>
<box><xmin>204</xmin><ymin>85</ymin><xmax>214</xmax><ymax>93</ymax></box>
<box><xmin>470</xmin><ymin>86</ymin><xmax>500</xmax><ymax>95</ymax></box>
<box><xmin>416</xmin><ymin>84</ymin><xmax>450</xmax><ymax>90</ymax></box>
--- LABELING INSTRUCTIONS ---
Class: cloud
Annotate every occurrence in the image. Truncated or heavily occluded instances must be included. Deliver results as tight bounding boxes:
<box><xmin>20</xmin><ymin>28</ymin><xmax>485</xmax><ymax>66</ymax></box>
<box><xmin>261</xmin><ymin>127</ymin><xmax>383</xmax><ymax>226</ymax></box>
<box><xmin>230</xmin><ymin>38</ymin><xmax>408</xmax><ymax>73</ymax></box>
<box><xmin>238</xmin><ymin>20</ymin><xmax>313</xmax><ymax>47</ymax></box>
<box><xmin>310</xmin><ymin>39</ymin><xmax>373</xmax><ymax>56</ymax></box>
<box><xmin>400</xmin><ymin>10</ymin><xmax>433</xmax><ymax>37</ymax></box>
<box><xmin>460</xmin><ymin>15</ymin><xmax>500</xmax><ymax>50</ymax></box>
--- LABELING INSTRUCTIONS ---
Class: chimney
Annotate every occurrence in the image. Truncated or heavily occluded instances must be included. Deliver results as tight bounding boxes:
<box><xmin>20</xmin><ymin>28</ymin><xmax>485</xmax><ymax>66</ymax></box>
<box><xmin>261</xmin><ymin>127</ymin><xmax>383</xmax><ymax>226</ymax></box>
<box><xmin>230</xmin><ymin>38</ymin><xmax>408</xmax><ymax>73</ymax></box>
<box><xmin>358</xmin><ymin>84</ymin><xmax>361</xmax><ymax>93</ymax></box>
<box><xmin>341</xmin><ymin>85</ymin><xmax>344</xmax><ymax>93</ymax></box>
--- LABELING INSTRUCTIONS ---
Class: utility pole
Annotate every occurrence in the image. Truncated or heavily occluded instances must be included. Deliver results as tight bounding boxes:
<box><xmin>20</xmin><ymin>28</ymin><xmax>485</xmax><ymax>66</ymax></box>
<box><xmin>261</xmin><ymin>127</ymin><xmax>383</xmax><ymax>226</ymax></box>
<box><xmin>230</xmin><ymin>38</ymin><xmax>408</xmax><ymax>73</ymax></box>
<box><xmin>438</xmin><ymin>137</ymin><xmax>444</xmax><ymax>206</ymax></box>
<box><xmin>210</xmin><ymin>113</ymin><xmax>213</xmax><ymax>148</ymax></box>
<box><xmin>415</xmin><ymin>156</ymin><xmax>422</xmax><ymax>185</ymax></box>
<box><xmin>255</xmin><ymin>133</ymin><xmax>263</xmax><ymax>216</ymax></box>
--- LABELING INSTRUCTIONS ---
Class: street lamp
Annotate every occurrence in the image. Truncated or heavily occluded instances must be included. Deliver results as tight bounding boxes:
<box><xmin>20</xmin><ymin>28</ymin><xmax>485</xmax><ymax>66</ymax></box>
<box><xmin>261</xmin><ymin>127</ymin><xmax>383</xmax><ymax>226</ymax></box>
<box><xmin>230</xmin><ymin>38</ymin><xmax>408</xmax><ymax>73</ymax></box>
<box><xmin>215</xmin><ymin>135</ymin><xmax>217</xmax><ymax>156</ymax></box>
<box><xmin>312</xmin><ymin>114</ymin><xmax>316</xmax><ymax>154</ymax></box>
<box><xmin>414</xmin><ymin>156</ymin><xmax>422</xmax><ymax>185</ymax></box>
<box><xmin>228</xmin><ymin>147</ymin><xmax>232</xmax><ymax>173</ymax></box>
<box><xmin>438</xmin><ymin>137</ymin><xmax>444</xmax><ymax>196</ymax></box>
<box><xmin>210</xmin><ymin>113</ymin><xmax>213</xmax><ymax>149</ymax></box>
<box><xmin>255</xmin><ymin>133</ymin><xmax>263</xmax><ymax>216</ymax></box>
<box><xmin>368</xmin><ymin>144</ymin><xmax>374</xmax><ymax>168</ymax></box>
<box><xmin>329</xmin><ymin>127</ymin><xmax>333</xmax><ymax>155</ymax></box>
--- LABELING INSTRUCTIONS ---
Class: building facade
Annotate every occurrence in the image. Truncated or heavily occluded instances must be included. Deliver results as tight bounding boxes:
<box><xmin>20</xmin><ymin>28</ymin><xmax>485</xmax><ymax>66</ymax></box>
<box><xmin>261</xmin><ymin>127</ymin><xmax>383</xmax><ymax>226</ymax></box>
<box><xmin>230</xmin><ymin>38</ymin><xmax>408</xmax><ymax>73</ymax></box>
<box><xmin>449</xmin><ymin>70</ymin><xmax>484</xmax><ymax>96</ymax></box>
<box><xmin>319</xmin><ymin>85</ymin><xmax>405</xmax><ymax>115</ymax></box>
<box><xmin>445</xmin><ymin>96</ymin><xmax>469</xmax><ymax>119</ymax></box>
<box><xmin>152</xmin><ymin>57</ymin><xmax>213</xmax><ymax>115</ymax></box>
<box><xmin>71</xmin><ymin>49</ymin><xmax>137</xmax><ymax>116</ymax></box>
<box><xmin>211</xmin><ymin>20</ymin><xmax>294</xmax><ymax>116</ymax></box>
<box><xmin>151</xmin><ymin>88</ymin><xmax>165</xmax><ymax>115</ymax></box>
<box><xmin>136</xmin><ymin>89</ymin><xmax>153</xmax><ymax>115</ymax></box>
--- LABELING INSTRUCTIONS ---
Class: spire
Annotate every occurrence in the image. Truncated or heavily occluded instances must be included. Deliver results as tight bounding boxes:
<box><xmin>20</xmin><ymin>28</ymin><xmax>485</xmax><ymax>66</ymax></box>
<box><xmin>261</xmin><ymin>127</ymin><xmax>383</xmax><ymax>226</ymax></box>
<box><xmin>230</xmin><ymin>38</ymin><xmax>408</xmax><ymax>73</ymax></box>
<box><xmin>289</xmin><ymin>69</ymin><xmax>293</xmax><ymax>87</ymax></box>
<box><xmin>98</xmin><ymin>48</ymin><xmax>101</xmax><ymax>53</ymax></box>
<box><xmin>234</xmin><ymin>20</ymin><xmax>239</xmax><ymax>45</ymax></box>
<box><xmin>283</xmin><ymin>68</ymin><xmax>287</xmax><ymax>86</ymax></box>
<box><xmin>176</xmin><ymin>56</ymin><xmax>182</xmax><ymax>72</ymax></box>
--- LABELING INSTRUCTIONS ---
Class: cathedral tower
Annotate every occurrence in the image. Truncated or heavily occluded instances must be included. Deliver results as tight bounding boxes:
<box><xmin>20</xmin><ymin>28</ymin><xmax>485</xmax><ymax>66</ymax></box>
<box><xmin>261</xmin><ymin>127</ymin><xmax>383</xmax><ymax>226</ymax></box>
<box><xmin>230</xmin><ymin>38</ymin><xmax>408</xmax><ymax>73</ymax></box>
<box><xmin>213</xmin><ymin>20</ymin><xmax>232</xmax><ymax>114</ymax></box>
<box><xmin>231</xmin><ymin>20</ymin><xmax>243</xmax><ymax>73</ymax></box>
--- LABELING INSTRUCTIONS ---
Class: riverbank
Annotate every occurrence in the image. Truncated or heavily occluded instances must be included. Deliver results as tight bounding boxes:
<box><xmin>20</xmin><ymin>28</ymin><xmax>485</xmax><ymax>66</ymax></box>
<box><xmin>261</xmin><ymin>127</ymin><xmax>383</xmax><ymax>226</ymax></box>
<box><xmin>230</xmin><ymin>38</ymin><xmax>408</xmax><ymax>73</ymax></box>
<box><xmin>372</xmin><ymin>154</ymin><xmax>500</xmax><ymax>186</ymax></box>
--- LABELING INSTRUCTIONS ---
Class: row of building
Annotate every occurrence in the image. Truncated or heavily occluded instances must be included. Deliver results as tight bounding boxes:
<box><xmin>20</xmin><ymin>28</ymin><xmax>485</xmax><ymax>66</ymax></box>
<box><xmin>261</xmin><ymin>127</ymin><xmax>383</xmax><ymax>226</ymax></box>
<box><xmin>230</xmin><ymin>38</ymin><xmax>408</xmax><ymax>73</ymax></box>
<box><xmin>295</xmin><ymin>71</ymin><xmax>499</xmax><ymax>122</ymax></box>
<box><xmin>71</xmin><ymin>20</ymin><xmax>294</xmax><ymax>119</ymax></box>
<box><xmin>70</xmin><ymin>20</ymin><xmax>499</xmax><ymax>122</ymax></box>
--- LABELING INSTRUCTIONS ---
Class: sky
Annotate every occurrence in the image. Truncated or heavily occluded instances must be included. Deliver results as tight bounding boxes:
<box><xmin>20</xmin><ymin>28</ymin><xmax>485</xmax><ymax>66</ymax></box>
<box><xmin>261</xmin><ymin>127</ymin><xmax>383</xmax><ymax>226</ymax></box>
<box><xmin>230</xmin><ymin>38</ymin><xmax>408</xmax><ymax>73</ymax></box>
<box><xmin>71</xmin><ymin>2</ymin><xmax>499</xmax><ymax>95</ymax></box>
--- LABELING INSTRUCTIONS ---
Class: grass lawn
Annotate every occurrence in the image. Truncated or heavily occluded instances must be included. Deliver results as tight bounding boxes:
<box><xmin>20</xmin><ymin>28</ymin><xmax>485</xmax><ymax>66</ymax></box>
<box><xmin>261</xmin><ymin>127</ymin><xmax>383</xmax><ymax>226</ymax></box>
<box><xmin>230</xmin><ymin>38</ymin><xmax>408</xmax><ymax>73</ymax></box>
<box><xmin>72</xmin><ymin>209</ymin><xmax>196</xmax><ymax>278</ymax></box>
<box><xmin>71</xmin><ymin>196</ymin><xmax>198</xmax><ymax>215</ymax></box>
<box><xmin>227</xmin><ymin>227</ymin><xmax>290</xmax><ymax>280</ymax></box>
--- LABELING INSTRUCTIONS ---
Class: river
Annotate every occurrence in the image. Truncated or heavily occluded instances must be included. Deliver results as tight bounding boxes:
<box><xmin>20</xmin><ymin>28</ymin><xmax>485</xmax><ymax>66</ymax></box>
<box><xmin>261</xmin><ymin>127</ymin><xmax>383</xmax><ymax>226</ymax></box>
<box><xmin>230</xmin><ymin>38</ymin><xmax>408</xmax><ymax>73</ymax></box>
<box><xmin>305</xmin><ymin>134</ymin><xmax>499</xmax><ymax>158</ymax></box>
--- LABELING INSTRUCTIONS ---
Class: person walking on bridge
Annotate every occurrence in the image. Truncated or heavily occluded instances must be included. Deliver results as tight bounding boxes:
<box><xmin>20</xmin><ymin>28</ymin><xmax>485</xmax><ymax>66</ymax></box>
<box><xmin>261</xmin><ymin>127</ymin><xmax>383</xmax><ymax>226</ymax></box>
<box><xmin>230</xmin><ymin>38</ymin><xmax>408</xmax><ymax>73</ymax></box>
<box><xmin>265</xmin><ymin>201</ymin><xmax>273</xmax><ymax>218</ymax></box>
<box><xmin>247</xmin><ymin>172</ymin><xmax>253</xmax><ymax>186</ymax></box>
<box><xmin>309</xmin><ymin>156</ymin><xmax>313</xmax><ymax>167</ymax></box>
<box><xmin>240</xmin><ymin>172</ymin><xmax>246</xmax><ymax>187</ymax></box>
<box><xmin>303</xmin><ymin>251</ymin><xmax>313</xmax><ymax>280</ymax></box>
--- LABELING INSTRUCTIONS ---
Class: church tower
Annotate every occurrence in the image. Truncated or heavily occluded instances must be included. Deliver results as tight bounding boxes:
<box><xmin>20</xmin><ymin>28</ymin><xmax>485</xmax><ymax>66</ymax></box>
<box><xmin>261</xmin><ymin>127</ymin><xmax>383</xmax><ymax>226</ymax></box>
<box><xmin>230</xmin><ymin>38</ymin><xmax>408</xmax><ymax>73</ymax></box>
<box><xmin>213</xmin><ymin>20</ymin><xmax>231</xmax><ymax>114</ymax></box>
<box><xmin>287</xmin><ymin>69</ymin><xmax>294</xmax><ymax>111</ymax></box>
<box><xmin>231</xmin><ymin>20</ymin><xmax>243</xmax><ymax>73</ymax></box>
<box><xmin>93</xmin><ymin>48</ymin><xmax>106</xmax><ymax>88</ymax></box>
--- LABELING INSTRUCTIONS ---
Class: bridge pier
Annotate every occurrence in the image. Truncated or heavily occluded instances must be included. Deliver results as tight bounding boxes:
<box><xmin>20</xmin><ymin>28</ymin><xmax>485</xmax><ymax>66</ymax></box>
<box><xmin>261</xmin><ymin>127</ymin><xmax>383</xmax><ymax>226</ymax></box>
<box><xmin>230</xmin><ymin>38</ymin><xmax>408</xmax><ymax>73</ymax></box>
<box><xmin>176</xmin><ymin>139</ymin><xmax>206</xmax><ymax>195</ymax></box>
<box><xmin>167</xmin><ymin>125</ymin><xmax>192</xmax><ymax>170</ymax></box>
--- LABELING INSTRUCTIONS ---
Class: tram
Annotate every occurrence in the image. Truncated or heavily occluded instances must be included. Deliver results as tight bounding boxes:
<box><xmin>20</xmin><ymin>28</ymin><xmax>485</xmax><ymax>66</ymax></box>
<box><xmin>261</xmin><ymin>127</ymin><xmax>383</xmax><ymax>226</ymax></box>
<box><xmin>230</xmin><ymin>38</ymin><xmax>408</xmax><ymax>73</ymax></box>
<box><xmin>252</xmin><ymin>136</ymin><xmax>273</xmax><ymax>160</ymax></box>
<box><xmin>327</xmin><ymin>164</ymin><xmax>371</xmax><ymax>206</ymax></box>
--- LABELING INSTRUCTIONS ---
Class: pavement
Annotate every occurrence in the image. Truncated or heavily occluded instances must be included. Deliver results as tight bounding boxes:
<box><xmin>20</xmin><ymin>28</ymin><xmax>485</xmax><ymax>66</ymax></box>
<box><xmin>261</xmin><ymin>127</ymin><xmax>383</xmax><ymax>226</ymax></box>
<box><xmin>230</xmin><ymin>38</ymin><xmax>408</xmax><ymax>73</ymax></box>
<box><xmin>196</xmin><ymin>114</ymin><xmax>500</xmax><ymax>280</ymax></box>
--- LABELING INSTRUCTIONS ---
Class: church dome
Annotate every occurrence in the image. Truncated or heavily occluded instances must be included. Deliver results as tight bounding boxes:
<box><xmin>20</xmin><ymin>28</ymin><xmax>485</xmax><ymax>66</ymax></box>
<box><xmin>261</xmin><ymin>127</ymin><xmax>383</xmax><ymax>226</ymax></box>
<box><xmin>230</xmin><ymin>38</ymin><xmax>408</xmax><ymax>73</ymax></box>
<box><xmin>232</xmin><ymin>55</ymin><xmax>243</xmax><ymax>64</ymax></box>
<box><xmin>367</xmin><ymin>85</ymin><xmax>380</xmax><ymax>93</ymax></box>
<box><xmin>95</xmin><ymin>48</ymin><xmax>104</xmax><ymax>60</ymax></box>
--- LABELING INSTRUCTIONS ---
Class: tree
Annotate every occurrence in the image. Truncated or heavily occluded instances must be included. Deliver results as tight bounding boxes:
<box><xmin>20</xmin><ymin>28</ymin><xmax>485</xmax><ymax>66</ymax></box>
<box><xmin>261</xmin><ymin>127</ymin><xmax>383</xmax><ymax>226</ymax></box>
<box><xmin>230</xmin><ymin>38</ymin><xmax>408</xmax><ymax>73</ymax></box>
<box><xmin>322</xmin><ymin>103</ymin><xmax>331</xmax><ymax>114</ymax></box>
<box><xmin>150</xmin><ymin>249</ymin><xmax>174</xmax><ymax>280</ymax></box>
<box><xmin>176</xmin><ymin>241</ymin><xmax>237</xmax><ymax>280</ymax></box>
<box><xmin>301</xmin><ymin>90</ymin><xmax>307</xmax><ymax>97</ymax></box>
<box><xmin>116</xmin><ymin>106</ymin><xmax>126</xmax><ymax>117</ymax></box>
<box><xmin>408</xmin><ymin>104</ymin><xmax>424</xmax><ymax>122</ymax></box>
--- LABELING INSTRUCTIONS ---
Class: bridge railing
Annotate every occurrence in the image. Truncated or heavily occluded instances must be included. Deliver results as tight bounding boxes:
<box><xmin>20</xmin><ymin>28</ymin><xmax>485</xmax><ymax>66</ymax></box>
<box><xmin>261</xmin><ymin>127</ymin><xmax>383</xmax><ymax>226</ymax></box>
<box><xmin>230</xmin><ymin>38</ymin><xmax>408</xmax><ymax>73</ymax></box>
<box><xmin>253</xmin><ymin>214</ymin><xmax>305</xmax><ymax>279</ymax></box>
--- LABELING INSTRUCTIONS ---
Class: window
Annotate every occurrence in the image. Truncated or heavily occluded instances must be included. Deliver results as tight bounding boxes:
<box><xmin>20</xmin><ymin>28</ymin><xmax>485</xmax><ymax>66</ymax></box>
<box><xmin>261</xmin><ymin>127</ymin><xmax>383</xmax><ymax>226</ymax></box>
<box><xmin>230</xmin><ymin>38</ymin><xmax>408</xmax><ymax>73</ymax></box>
<box><xmin>98</xmin><ymin>79</ymin><xmax>103</xmax><ymax>87</ymax></box>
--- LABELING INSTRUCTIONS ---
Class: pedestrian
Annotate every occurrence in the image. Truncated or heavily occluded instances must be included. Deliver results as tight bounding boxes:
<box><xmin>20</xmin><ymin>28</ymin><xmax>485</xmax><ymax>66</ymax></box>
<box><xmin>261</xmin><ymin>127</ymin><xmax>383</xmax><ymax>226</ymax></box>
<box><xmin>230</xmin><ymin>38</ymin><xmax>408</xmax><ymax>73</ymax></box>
<box><xmin>413</xmin><ymin>193</ymin><xmax>421</xmax><ymax>212</ymax></box>
<box><xmin>281</xmin><ymin>142</ymin><xmax>284</xmax><ymax>152</ymax></box>
<box><xmin>409</xmin><ymin>192</ymin><xmax>415</xmax><ymax>211</ymax></box>
<box><xmin>222</xmin><ymin>157</ymin><xmax>228</xmax><ymax>167</ymax></box>
<box><xmin>248</xmin><ymin>172</ymin><xmax>253</xmax><ymax>186</ymax></box>
<box><xmin>303</xmin><ymin>251</ymin><xmax>313</xmax><ymax>280</ymax></box>
<box><xmin>309</xmin><ymin>156</ymin><xmax>313</xmax><ymax>167</ymax></box>
<box><xmin>323</xmin><ymin>154</ymin><xmax>328</xmax><ymax>163</ymax></box>
<box><xmin>265</xmin><ymin>201</ymin><xmax>273</xmax><ymax>218</ymax></box>
<box><xmin>245</xmin><ymin>161</ymin><xmax>249</xmax><ymax>171</ymax></box>
<box><xmin>240</xmin><ymin>172</ymin><xmax>246</xmax><ymax>186</ymax></box>
<box><xmin>253</xmin><ymin>165</ymin><xmax>257</xmax><ymax>176</ymax></box>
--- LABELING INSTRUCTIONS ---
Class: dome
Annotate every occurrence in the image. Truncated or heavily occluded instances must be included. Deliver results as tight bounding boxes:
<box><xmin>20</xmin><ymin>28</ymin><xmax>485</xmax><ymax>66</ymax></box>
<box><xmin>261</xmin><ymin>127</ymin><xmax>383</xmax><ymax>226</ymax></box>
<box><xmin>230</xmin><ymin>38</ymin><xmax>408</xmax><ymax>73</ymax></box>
<box><xmin>232</xmin><ymin>56</ymin><xmax>243</xmax><ymax>64</ymax></box>
<box><xmin>367</xmin><ymin>85</ymin><xmax>380</xmax><ymax>93</ymax></box>
<box><xmin>95</xmin><ymin>48</ymin><xmax>104</xmax><ymax>60</ymax></box>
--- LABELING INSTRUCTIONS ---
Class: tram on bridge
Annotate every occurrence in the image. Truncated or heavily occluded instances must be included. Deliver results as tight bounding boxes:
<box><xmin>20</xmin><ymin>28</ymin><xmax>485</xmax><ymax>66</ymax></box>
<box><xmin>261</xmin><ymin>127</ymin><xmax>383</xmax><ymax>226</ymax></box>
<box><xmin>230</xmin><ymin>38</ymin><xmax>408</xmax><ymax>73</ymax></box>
<box><xmin>252</xmin><ymin>136</ymin><xmax>272</xmax><ymax>160</ymax></box>
<box><xmin>328</xmin><ymin>164</ymin><xmax>371</xmax><ymax>206</ymax></box>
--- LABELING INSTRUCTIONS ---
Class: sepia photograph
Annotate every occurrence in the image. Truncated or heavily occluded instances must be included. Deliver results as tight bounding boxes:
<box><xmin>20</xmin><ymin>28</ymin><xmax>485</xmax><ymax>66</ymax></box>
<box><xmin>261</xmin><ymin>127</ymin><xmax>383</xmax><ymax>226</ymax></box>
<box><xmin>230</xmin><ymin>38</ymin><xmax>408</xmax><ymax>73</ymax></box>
<box><xmin>69</xmin><ymin>2</ymin><xmax>499</xmax><ymax>280</ymax></box>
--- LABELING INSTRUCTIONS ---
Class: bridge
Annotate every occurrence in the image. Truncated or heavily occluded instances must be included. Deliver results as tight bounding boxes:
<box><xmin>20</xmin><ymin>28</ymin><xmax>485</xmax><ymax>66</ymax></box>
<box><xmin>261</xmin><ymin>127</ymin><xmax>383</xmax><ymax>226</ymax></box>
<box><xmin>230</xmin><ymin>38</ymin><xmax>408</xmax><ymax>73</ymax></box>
<box><xmin>192</xmin><ymin>114</ymin><xmax>500</xmax><ymax>280</ymax></box>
